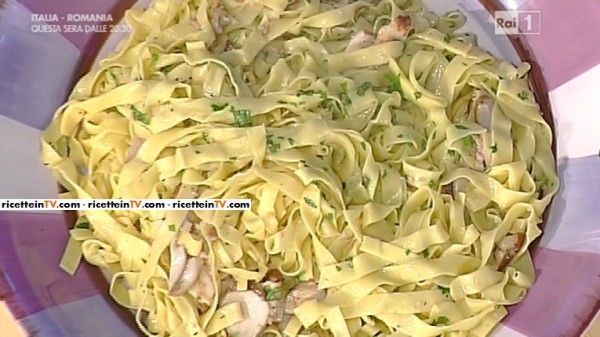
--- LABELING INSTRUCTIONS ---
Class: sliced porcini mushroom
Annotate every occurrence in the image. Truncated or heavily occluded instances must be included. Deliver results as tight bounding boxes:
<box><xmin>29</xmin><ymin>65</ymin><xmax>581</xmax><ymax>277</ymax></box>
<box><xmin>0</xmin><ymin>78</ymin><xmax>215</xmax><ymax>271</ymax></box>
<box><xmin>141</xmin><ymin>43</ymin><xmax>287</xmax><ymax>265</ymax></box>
<box><xmin>168</xmin><ymin>239</ymin><xmax>188</xmax><ymax>291</ymax></box>
<box><xmin>210</xmin><ymin>3</ymin><xmax>236</xmax><ymax>34</ymax></box>
<box><xmin>169</xmin><ymin>255</ymin><xmax>201</xmax><ymax>296</ymax></box>
<box><xmin>376</xmin><ymin>14</ymin><xmax>412</xmax><ymax>43</ymax></box>
<box><xmin>345</xmin><ymin>30</ymin><xmax>375</xmax><ymax>52</ymax></box>
<box><xmin>441</xmin><ymin>178</ymin><xmax>469</xmax><ymax>197</ymax></box>
<box><xmin>188</xmin><ymin>258</ymin><xmax>216</xmax><ymax>305</ymax></box>
<box><xmin>267</xmin><ymin>300</ymin><xmax>286</xmax><ymax>325</ymax></box>
<box><xmin>125</xmin><ymin>137</ymin><xmax>143</xmax><ymax>163</ymax></box>
<box><xmin>495</xmin><ymin>233</ymin><xmax>526</xmax><ymax>271</ymax></box>
<box><xmin>283</xmin><ymin>281</ymin><xmax>326</xmax><ymax>315</ymax></box>
<box><xmin>470</xmin><ymin>90</ymin><xmax>493</xmax><ymax>131</ymax></box>
<box><xmin>472</xmin><ymin>134</ymin><xmax>491</xmax><ymax>171</ymax></box>
<box><xmin>221</xmin><ymin>291</ymin><xmax>270</xmax><ymax>337</ymax></box>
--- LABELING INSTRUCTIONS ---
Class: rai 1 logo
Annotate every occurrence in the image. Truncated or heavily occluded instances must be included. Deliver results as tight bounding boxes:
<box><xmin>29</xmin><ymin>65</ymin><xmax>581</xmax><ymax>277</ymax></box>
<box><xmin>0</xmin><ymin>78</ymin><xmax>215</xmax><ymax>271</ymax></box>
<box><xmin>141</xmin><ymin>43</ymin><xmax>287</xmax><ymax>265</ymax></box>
<box><xmin>494</xmin><ymin>11</ymin><xmax>541</xmax><ymax>35</ymax></box>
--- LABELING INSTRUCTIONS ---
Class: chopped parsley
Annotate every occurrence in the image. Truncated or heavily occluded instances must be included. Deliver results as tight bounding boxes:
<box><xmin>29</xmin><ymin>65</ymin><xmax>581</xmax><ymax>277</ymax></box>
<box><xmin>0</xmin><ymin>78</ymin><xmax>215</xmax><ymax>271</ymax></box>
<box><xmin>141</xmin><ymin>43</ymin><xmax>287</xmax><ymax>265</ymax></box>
<box><xmin>304</xmin><ymin>197</ymin><xmax>318</xmax><ymax>209</ymax></box>
<box><xmin>266</xmin><ymin>135</ymin><xmax>281</xmax><ymax>153</ymax></box>
<box><xmin>263</xmin><ymin>286</ymin><xmax>284</xmax><ymax>301</ymax></box>
<box><xmin>491</xmin><ymin>86</ymin><xmax>498</xmax><ymax>95</ymax></box>
<box><xmin>455</xmin><ymin>124</ymin><xmax>468</xmax><ymax>130</ymax></box>
<box><xmin>339</xmin><ymin>82</ymin><xmax>352</xmax><ymax>105</ymax></box>
<box><xmin>421</xmin><ymin>248</ymin><xmax>430</xmax><ymax>258</ymax></box>
<box><xmin>151</xmin><ymin>53</ymin><xmax>159</xmax><ymax>62</ymax></box>
<box><xmin>325</xmin><ymin>212</ymin><xmax>334</xmax><ymax>222</ymax></box>
<box><xmin>287</xmin><ymin>138</ymin><xmax>295</xmax><ymax>146</ymax></box>
<box><xmin>159</xmin><ymin>63</ymin><xmax>179</xmax><ymax>74</ymax></box>
<box><xmin>445</xmin><ymin>53</ymin><xmax>455</xmax><ymax>61</ymax></box>
<box><xmin>168</xmin><ymin>224</ymin><xmax>176</xmax><ymax>232</ymax></box>
<box><xmin>335</xmin><ymin>265</ymin><xmax>342</xmax><ymax>272</ymax></box>
<box><xmin>229</xmin><ymin>156</ymin><xmax>237</xmax><ymax>160</ymax></box>
<box><xmin>74</xmin><ymin>221</ymin><xmax>90</xmax><ymax>229</ymax></box>
<box><xmin>490</xmin><ymin>143</ymin><xmax>498</xmax><ymax>153</ymax></box>
<box><xmin>428</xmin><ymin>180</ymin><xmax>438</xmax><ymax>189</ymax></box>
<box><xmin>360</xmin><ymin>141</ymin><xmax>367</xmax><ymax>150</ymax></box>
<box><xmin>444</xmin><ymin>34</ymin><xmax>453</xmax><ymax>43</ymax></box>
<box><xmin>405</xmin><ymin>249</ymin><xmax>411</xmax><ymax>256</ymax></box>
<box><xmin>432</xmin><ymin>316</ymin><xmax>450</xmax><ymax>326</ymax></box>
<box><xmin>211</xmin><ymin>103</ymin><xmax>229</xmax><ymax>111</ymax></box>
<box><xmin>202</xmin><ymin>131</ymin><xmax>210</xmax><ymax>143</ymax></box>
<box><xmin>297</xmin><ymin>89</ymin><xmax>327</xmax><ymax>98</ymax></box>
<box><xmin>414</xmin><ymin>91</ymin><xmax>423</xmax><ymax>100</ymax></box>
<box><xmin>463</xmin><ymin>136</ymin><xmax>475</xmax><ymax>148</ymax></box>
<box><xmin>341</xmin><ymin>182</ymin><xmax>347</xmax><ymax>189</ymax></box>
<box><xmin>230</xmin><ymin>106</ymin><xmax>252</xmax><ymax>127</ymax></box>
<box><xmin>384</xmin><ymin>72</ymin><xmax>404</xmax><ymax>97</ymax></box>
<box><xmin>517</xmin><ymin>90</ymin><xmax>529</xmax><ymax>100</ymax></box>
<box><xmin>362</xmin><ymin>176</ymin><xmax>371</xmax><ymax>188</ymax></box>
<box><xmin>345</xmin><ymin>256</ymin><xmax>354</xmax><ymax>268</ymax></box>
<box><xmin>132</xmin><ymin>106</ymin><xmax>151</xmax><ymax>125</ymax></box>
<box><xmin>438</xmin><ymin>286</ymin><xmax>450</xmax><ymax>295</ymax></box>
<box><xmin>357</xmin><ymin>82</ymin><xmax>373</xmax><ymax>96</ymax></box>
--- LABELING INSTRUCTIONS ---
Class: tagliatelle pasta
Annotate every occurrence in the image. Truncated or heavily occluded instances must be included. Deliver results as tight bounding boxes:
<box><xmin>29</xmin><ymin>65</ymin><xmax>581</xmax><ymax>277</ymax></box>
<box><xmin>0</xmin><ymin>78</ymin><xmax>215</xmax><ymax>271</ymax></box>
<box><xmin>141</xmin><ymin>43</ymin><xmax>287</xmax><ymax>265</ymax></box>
<box><xmin>41</xmin><ymin>0</ymin><xmax>558</xmax><ymax>336</ymax></box>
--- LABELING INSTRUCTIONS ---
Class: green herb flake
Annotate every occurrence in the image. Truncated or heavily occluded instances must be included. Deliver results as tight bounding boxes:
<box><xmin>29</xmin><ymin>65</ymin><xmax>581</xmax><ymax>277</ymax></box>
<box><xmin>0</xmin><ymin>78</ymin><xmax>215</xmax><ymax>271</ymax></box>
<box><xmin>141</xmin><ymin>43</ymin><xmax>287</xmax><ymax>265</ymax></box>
<box><xmin>445</xmin><ymin>53</ymin><xmax>455</xmax><ymax>61</ymax></box>
<box><xmin>360</xmin><ymin>141</ymin><xmax>367</xmax><ymax>150</ymax></box>
<box><xmin>448</xmin><ymin>22</ymin><xmax>456</xmax><ymax>29</ymax></box>
<box><xmin>462</xmin><ymin>136</ymin><xmax>475</xmax><ymax>148</ymax></box>
<box><xmin>444</xmin><ymin>34</ymin><xmax>453</xmax><ymax>43</ymax></box>
<box><xmin>230</xmin><ymin>106</ymin><xmax>252</xmax><ymax>127</ymax></box>
<box><xmin>288</xmin><ymin>138</ymin><xmax>295</xmax><ymax>146</ymax></box>
<box><xmin>362</xmin><ymin>176</ymin><xmax>371</xmax><ymax>188</ymax></box>
<box><xmin>211</xmin><ymin>103</ymin><xmax>229</xmax><ymax>111</ymax></box>
<box><xmin>229</xmin><ymin>156</ymin><xmax>237</xmax><ymax>160</ymax></box>
<box><xmin>335</xmin><ymin>265</ymin><xmax>342</xmax><ymax>272</ymax></box>
<box><xmin>168</xmin><ymin>224</ymin><xmax>177</xmax><ymax>232</ymax></box>
<box><xmin>202</xmin><ymin>131</ymin><xmax>210</xmax><ymax>143</ymax></box>
<box><xmin>74</xmin><ymin>221</ymin><xmax>91</xmax><ymax>229</ymax></box>
<box><xmin>490</xmin><ymin>143</ymin><xmax>498</xmax><ymax>153</ymax></box>
<box><xmin>517</xmin><ymin>90</ymin><xmax>529</xmax><ymax>100</ymax></box>
<box><xmin>421</xmin><ymin>248</ymin><xmax>430</xmax><ymax>258</ymax></box>
<box><xmin>266</xmin><ymin>135</ymin><xmax>281</xmax><ymax>153</ymax></box>
<box><xmin>491</xmin><ymin>86</ymin><xmax>498</xmax><ymax>95</ymax></box>
<box><xmin>345</xmin><ymin>257</ymin><xmax>354</xmax><ymax>268</ymax></box>
<box><xmin>432</xmin><ymin>316</ymin><xmax>450</xmax><ymax>326</ymax></box>
<box><xmin>414</xmin><ymin>91</ymin><xmax>423</xmax><ymax>100</ymax></box>
<box><xmin>132</xmin><ymin>106</ymin><xmax>151</xmax><ymax>125</ymax></box>
<box><xmin>304</xmin><ymin>197</ymin><xmax>318</xmax><ymax>209</ymax></box>
<box><xmin>339</xmin><ymin>82</ymin><xmax>352</xmax><ymax>105</ymax></box>
<box><xmin>341</xmin><ymin>182</ymin><xmax>347</xmax><ymax>189</ymax></box>
<box><xmin>325</xmin><ymin>212</ymin><xmax>334</xmax><ymax>222</ymax></box>
<box><xmin>438</xmin><ymin>286</ymin><xmax>450</xmax><ymax>295</ymax></box>
<box><xmin>428</xmin><ymin>180</ymin><xmax>437</xmax><ymax>189</ymax></box>
<box><xmin>455</xmin><ymin>124</ymin><xmax>468</xmax><ymax>130</ymax></box>
<box><xmin>159</xmin><ymin>63</ymin><xmax>179</xmax><ymax>74</ymax></box>
<box><xmin>384</xmin><ymin>72</ymin><xmax>404</xmax><ymax>97</ymax></box>
<box><xmin>357</xmin><ymin>82</ymin><xmax>373</xmax><ymax>96</ymax></box>
<box><xmin>151</xmin><ymin>53</ymin><xmax>160</xmax><ymax>62</ymax></box>
<box><xmin>263</xmin><ymin>286</ymin><xmax>284</xmax><ymax>301</ymax></box>
<box><xmin>405</xmin><ymin>249</ymin><xmax>411</xmax><ymax>256</ymax></box>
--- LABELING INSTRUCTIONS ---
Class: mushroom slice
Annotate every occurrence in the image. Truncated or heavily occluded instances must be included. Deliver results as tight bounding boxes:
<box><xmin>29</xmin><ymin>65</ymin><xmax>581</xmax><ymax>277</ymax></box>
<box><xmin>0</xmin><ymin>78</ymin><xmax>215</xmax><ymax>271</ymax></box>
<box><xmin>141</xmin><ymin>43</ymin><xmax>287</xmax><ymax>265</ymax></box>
<box><xmin>470</xmin><ymin>90</ymin><xmax>493</xmax><ymax>131</ymax></box>
<box><xmin>221</xmin><ymin>291</ymin><xmax>270</xmax><ymax>337</ymax></box>
<box><xmin>345</xmin><ymin>31</ymin><xmax>375</xmax><ymax>52</ymax></box>
<box><xmin>283</xmin><ymin>281</ymin><xmax>326</xmax><ymax>315</ymax></box>
<box><xmin>169</xmin><ymin>255</ymin><xmax>201</xmax><ymax>296</ymax></box>
<box><xmin>168</xmin><ymin>239</ymin><xmax>187</xmax><ymax>291</ymax></box>
<box><xmin>473</xmin><ymin>134</ymin><xmax>491</xmax><ymax>171</ymax></box>
<box><xmin>210</xmin><ymin>3</ymin><xmax>236</xmax><ymax>34</ymax></box>
<box><xmin>376</xmin><ymin>14</ymin><xmax>412</xmax><ymax>43</ymax></box>
<box><xmin>188</xmin><ymin>258</ymin><xmax>216</xmax><ymax>305</ymax></box>
<box><xmin>495</xmin><ymin>233</ymin><xmax>526</xmax><ymax>271</ymax></box>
